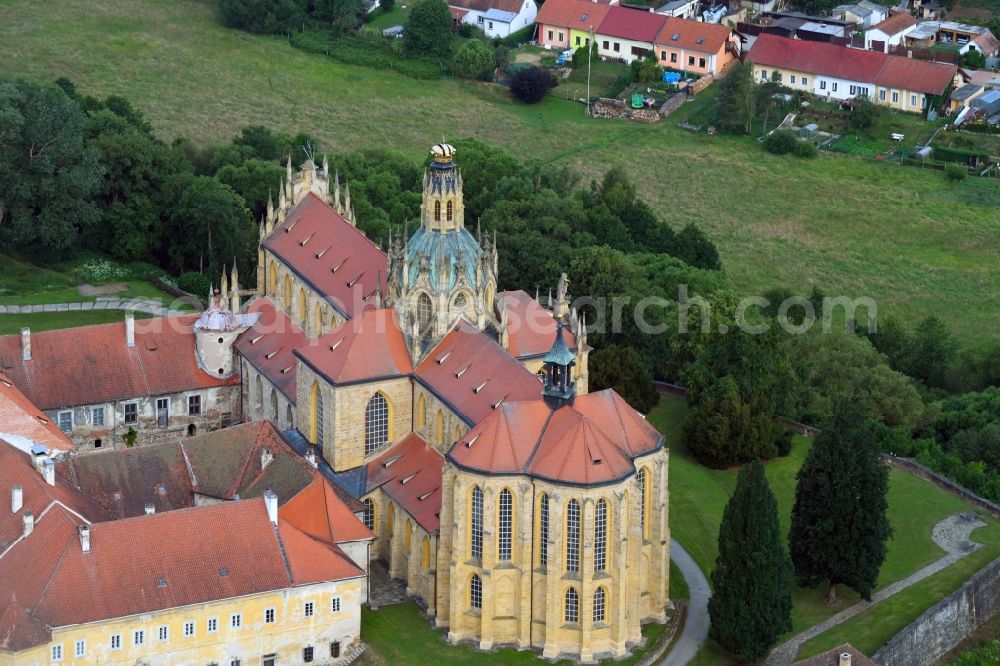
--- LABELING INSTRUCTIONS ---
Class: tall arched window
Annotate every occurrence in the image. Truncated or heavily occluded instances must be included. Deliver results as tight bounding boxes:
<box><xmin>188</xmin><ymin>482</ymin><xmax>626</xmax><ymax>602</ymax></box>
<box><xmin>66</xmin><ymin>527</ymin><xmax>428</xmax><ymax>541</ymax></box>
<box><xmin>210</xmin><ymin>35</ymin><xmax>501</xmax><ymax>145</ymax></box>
<box><xmin>286</xmin><ymin>404</ymin><xmax>294</xmax><ymax>428</ymax></box>
<box><xmin>365</xmin><ymin>393</ymin><xmax>389</xmax><ymax>455</ymax></box>
<box><xmin>268</xmin><ymin>260</ymin><xmax>277</xmax><ymax>296</ymax></box>
<box><xmin>298</xmin><ymin>288</ymin><xmax>307</xmax><ymax>330</ymax></box>
<box><xmin>566</xmin><ymin>499</ymin><xmax>580</xmax><ymax>572</ymax></box>
<box><xmin>270</xmin><ymin>389</ymin><xmax>278</xmax><ymax>422</ymax></box>
<box><xmin>446</xmin><ymin>200</ymin><xmax>453</xmax><ymax>222</ymax></box>
<box><xmin>434</xmin><ymin>200</ymin><xmax>441</xmax><ymax>222</ymax></box>
<box><xmin>315</xmin><ymin>305</ymin><xmax>324</xmax><ymax>337</ymax></box>
<box><xmin>283</xmin><ymin>275</ymin><xmax>291</xmax><ymax>312</ymax></box>
<box><xmin>470</xmin><ymin>486</ymin><xmax>483</xmax><ymax>560</ymax></box>
<box><xmin>404</xmin><ymin>519</ymin><xmax>412</xmax><ymax>551</ymax></box>
<box><xmin>593</xmin><ymin>587</ymin><xmax>607</xmax><ymax>623</ymax></box>
<box><xmin>362</xmin><ymin>498</ymin><xmax>375</xmax><ymax>531</ymax></box>
<box><xmin>422</xmin><ymin>536</ymin><xmax>430</xmax><ymax>569</ymax></box>
<box><xmin>539</xmin><ymin>493</ymin><xmax>549</xmax><ymax>567</ymax></box>
<box><xmin>388</xmin><ymin>503</ymin><xmax>395</xmax><ymax>534</ymax></box>
<box><xmin>470</xmin><ymin>574</ymin><xmax>482</xmax><ymax>609</ymax></box>
<box><xmin>310</xmin><ymin>382</ymin><xmax>324</xmax><ymax>446</ymax></box>
<box><xmin>565</xmin><ymin>587</ymin><xmax>579</xmax><ymax>623</ymax></box>
<box><xmin>595</xmin><ymin>499</ymin><xmax>608</xmax><ymax>572</ymax></box>
<box><xmin>254</xmin><ymin>375</ymin><xmax>263</xmax><ymax>417</ymax></box>
<box><xmin>417</xmin><ymin>292</ymin><xmax>433</xmax><ymax>334</ymax></box>
<box><xmin>416</xmin><ymin>394</ymin><xmax>426</xmax><ymax>429</ymax></box>
<box><xmin>435</xmin><ymin>410</ymin><xmax>444</xmax><ymax>446</ymax></box>
<box><xmin>638</xmin><ymin>467</ymin><xmax>649</xmax><ymax>539</ymax></box>
<box><xmin>453</xmin><ymin>424</ymin><xmax>462</xmax><ymax>444</ymax></box>
<box><xmin>498</xmin><ymin>489</ymin><xmax>512</xmax><ymax>561</ymax></box>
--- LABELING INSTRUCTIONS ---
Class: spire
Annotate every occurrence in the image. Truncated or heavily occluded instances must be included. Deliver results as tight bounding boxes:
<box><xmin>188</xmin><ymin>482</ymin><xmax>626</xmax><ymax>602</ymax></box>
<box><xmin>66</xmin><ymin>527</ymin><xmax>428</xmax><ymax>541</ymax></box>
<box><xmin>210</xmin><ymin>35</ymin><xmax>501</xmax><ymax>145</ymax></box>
<box><xmin>220</xmin><ymin>269</ymin><xmax>229</xmax><ymax>300</ymax></box>
<box><xmin>344</xmin><ymin>181</ymin><xmax>351</xmax><ymax>217</ymax></box>
<box><xmin>542</xmin><ymin>322</ymin><xmax>577</xmax><ymax>408</ymax></box>
<box><xmin>230</xmin><ymin>260</ymin><xmax>240</xmax><ymax>312</ymax></box>
<box><xmin>334</xmin><ymin>171</ymin><xmax>341</xmax><ymax>212</ymax></box>
<box><xmin>322</xmin><ymin>154</ymin><xmax>329</xmax><ymax>180</ymax></box>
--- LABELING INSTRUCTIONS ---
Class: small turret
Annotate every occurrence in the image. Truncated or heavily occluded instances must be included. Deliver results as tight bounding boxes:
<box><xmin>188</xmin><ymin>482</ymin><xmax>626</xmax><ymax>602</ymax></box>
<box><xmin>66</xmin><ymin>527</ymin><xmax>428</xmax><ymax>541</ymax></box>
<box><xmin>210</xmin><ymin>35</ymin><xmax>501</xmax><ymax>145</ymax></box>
<box><xmin>541</xmin><ymin>322</ymin><xmax>576</xmax><ymax>408</ymax></box>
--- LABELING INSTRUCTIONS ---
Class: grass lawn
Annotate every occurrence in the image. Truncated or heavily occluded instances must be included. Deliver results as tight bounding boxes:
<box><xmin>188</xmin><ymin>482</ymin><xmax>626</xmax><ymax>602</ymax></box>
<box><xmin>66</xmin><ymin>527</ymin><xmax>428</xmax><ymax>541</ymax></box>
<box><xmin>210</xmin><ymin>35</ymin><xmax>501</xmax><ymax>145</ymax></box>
<box><xmin>358</xmin><ymin>603</ymin><xmax>668</xmax><ymax>665</ymax></box>
<box><xmin>649</xmin><ymin>393</ymin><xmax>1000</xmax><ymax>663</ymax></box>
<box><xmin>2</xmin><ymin>0</ymin><xmax>997</xmax><ymax>342</ymax></box>
<box><xmin>0</xmin><ymin>310</ymin><xmax>154</xmax><ymax>335</ymax></box>
<box><xmin>554</xmin><ymin>60</ymin><xmax>630</xmax><ymax>102</ymax></box>
<box><xmin>365</xmin><ymin>5</ymin><xmax>411</xmax><ymax>31</ymax></box>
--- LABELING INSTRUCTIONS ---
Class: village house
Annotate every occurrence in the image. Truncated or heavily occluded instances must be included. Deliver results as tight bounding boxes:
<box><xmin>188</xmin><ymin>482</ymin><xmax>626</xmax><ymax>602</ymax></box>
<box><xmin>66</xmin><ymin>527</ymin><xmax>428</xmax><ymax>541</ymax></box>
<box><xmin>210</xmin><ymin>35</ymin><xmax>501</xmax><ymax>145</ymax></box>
<box><xmin>750</xmin><ymin>33</ymin><xmax>959</xmax><ymax>113</ymax></box>
<box><xmin>654</xmin><ymin>16</ymin><xmax>742</xmax><ymax>76</ymax></box>
<box><xmin>535</xmin><ymin>0</ymin><xmax>616</xmax><ymax>51</ymax></box>
<box><xmin>655</xmin><ymin>0</ymin><xmax>699</xmax><ymax>20</ymax></box>
<box><xmin>595</xmin><ymin>6</ymin><xmax>667</xmax><ymax>64</ymax></box>
<box><xmin>904</xmin><ymin>20</ymin><xmax>1000</xmax><ymax>57</ymax></box>
<box><xmin>864</xmin><ymin>11</ymin><xmax>917</xmax><ymax>52</ymax></box>
<box><xmin>447</xmin><ymin>0</ymin><xmax>538</xmax><ymax>37</ymax></box>
<box><xmin>831</xmin><ymin>0</ymin><xmax>888</xmax><ymax>28</ymax></box>
<box><xmin>0</xmin><ymin>371</ymin><xmax>74</xmax><ymax>456</ymax></box>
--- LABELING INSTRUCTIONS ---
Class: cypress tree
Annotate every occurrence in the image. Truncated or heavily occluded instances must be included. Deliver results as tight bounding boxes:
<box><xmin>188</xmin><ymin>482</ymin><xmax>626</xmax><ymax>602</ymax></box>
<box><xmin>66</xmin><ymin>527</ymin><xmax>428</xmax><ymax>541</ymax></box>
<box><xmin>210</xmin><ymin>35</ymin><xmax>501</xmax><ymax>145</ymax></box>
<box><xmin>708</xmin><ymin>459</ymin><xmax>793</xmax><ymax>661</ymax></box>
<box><xmin>789</xmin><ymin>399</ymin><xmax>892</xmax><ymax>602</ymax></box>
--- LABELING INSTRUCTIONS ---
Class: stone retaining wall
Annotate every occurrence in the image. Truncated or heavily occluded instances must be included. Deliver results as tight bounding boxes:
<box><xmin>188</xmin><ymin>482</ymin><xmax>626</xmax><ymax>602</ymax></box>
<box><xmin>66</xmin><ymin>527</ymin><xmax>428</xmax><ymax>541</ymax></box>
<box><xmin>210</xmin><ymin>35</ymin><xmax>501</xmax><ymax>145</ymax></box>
<box><xmin>884</xmin><ymin>456</ymin><xmax>1000</xmax><ymax>519</ymax></box>
<box><xmin>872</xmin><ymin>556</ymin><xmax>1000</xmax><ymax>666</ymax></box>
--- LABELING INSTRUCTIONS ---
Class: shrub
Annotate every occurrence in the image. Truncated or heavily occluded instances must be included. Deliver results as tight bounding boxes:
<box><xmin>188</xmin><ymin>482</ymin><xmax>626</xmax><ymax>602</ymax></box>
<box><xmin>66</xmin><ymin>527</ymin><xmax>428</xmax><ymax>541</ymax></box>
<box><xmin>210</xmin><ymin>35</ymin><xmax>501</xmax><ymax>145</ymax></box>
<box><xmin>403</xmin><ymin>0</ymin><xmax>454</xmax><ymax>56</ymax></box>
<box><xmin>793</xmin><ymin>140</ymin><xmax>817</xmax><ymax>158</ymax></box>
<box><xmin>177</xmin><ymin>271</ymin><xmax>212</xmax><ymax>298</ymax></box>
<box><xmin>945</xmin><ymin>163</ymin><xmax>966</xmax><ymax>181</ymax></box>
<box><xmin>452</xmin><ymin>39</ymin><xmax>495</xmax><ymax>80</ymax></box>
<box><xmin>763</xmin><ymin>130</ymin><xmax>798</xmax><ymax>155</ymax></box>
<box><xmin>79</xmin><ymin>259</ymin><xmax>132</xmax><ymax>284</ymax></box>
<box><xmin>509</xmin><ymin>65</ymin><xmax>557</xmax><ymax>104</ymax></box>
<box><xmin>217</xmin><ymin>0</ymin><xmax>303</xmax><ymax>33</ymax></box>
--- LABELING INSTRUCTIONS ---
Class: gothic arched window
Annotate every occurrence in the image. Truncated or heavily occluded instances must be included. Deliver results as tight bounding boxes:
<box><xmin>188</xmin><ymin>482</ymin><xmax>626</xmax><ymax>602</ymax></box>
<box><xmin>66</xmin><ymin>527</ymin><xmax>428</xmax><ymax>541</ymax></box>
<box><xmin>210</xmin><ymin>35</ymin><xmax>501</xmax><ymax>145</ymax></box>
<box><xmin>638</xmin><ymin>467</ymin><xmax>650</xmax><ymax>539</ymax></box>
<box><xmin>416</xmin><ymin>393</ymin><xmax>426</xmax><ymax>429</ymax></box>
<box><xmin>446</xmin><ymin>200</ymin><xmax>453</xmax><ymax>222</ymax></box>
<box><xmin>362</xmin><ymin>498</ymin><xmax>375</xmax><ymax>531</ymax></box>
<box><xmin>470</xmin><ymin>574</ymin><xmax>482</xmax><ymax>609</ymax></box>
<box><xmin>404</xmin><ymin>519</ymin><xmax>412</xmax><ymax>551</ymax></box>
<box><xmin>365</xmin><ymin>393</ymin><xmax>389</xmax><ymax>455</ymax></box>
<box><xmin>270</xmin><ymin>389</ymin><xmax>278</xmax><ymax>422</ymax></box>
<box><xmin>435</xmin><ymin>410</ymin><xmax>444</xmax><ymax>446</ymax></box>
<box><xmin>254</xmin><ymin>375</ymin><xmax>263</xmax><ymax>416</ymax></box>
<box><xmin>595</xmin><ymin>499</ymin><xmax>608</xmax><ymax>572</ymax></box>
<box><xmin>453</xmin><ymin>292</ymin><xmax>466</xmax><ymax>309</ymax></box>
<box><xmin>565</xmin><ymin>587</ymin><xmax>579</xmax><ymax>623</ymax></box>
<box><xmin>422</xmin><ymin>536</ymin><xmax>430</xmax><ymax>569</ymax></box>
<box><xmin>417</xmin><ymin>292</ymin><xmax>433</xmax><ymax>334</ymax></box>
<box><xmin>310</xmin><ymin>382</ymin><xmax>324</xmax><ymax>446</ymax></box>
<box><xmin>594</xmin><ymin>587</ymin><xmax>607</xmax><ymax>623</ymax></box>
<box><xmin>566</xmin><ymin>499</ymin><xmax>580</xmax><ymax>572</ymax></box>
<box><xmin>471</xmin><ymin>486</ymin><xmax>483</xmax><ymax>560</ymax></box>
<box><xmin>498</xmin><ymin>489</ymin><xmax>512</xmax><ymax>561</ymax></box>
<box><xmin>434</xmin><ymin>200</ymin><xmax>441</xmax><ymax>222</ymax></box>
<box><xmin>539</xmin><ymin>493</ymin><xmax>549</xmax><ymax>567</ymax></box>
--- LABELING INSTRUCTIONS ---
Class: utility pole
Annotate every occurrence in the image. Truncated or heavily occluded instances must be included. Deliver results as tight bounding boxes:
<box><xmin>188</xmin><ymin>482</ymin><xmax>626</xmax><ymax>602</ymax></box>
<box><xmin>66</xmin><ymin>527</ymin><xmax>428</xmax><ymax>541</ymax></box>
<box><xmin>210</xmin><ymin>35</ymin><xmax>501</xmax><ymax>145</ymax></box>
<box><xmin>586</xmin><ymin>26</ymin><xmax>595</xmax><ymax>117</ymax></box>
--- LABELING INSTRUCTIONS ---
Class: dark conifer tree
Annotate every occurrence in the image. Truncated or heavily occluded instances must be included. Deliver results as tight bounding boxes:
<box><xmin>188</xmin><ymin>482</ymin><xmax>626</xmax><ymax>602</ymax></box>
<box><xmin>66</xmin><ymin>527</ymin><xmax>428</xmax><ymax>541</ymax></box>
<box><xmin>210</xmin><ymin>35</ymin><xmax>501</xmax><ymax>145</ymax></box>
<box><xmin>789</xmin><ymin>399</ymin><xmax>892</xmax><ymax>602</ymax></box>
<box><xmin>708</xmin><ymin>459</ymin><xmax>793</xmax><ymax>661</ymax></box>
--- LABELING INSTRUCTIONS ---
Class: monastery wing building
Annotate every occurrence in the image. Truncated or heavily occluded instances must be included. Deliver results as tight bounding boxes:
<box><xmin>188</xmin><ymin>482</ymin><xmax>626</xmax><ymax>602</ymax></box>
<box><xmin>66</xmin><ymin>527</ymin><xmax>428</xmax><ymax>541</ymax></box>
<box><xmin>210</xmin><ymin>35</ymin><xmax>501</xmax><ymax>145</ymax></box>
<box><xmin>239</xmin><ymin>144</ymin><xmax>670</xmax><ymax>662</ymax></box>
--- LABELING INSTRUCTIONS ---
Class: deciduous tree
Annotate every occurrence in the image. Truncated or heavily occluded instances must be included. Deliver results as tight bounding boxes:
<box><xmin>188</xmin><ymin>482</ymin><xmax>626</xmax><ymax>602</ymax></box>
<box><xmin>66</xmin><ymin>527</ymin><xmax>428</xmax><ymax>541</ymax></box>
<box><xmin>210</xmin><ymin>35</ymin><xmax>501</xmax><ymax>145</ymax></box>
<box><xmin>403</xmin><ymin>0</ymin><xmax>454</xmax><ymax>56</ymax></box>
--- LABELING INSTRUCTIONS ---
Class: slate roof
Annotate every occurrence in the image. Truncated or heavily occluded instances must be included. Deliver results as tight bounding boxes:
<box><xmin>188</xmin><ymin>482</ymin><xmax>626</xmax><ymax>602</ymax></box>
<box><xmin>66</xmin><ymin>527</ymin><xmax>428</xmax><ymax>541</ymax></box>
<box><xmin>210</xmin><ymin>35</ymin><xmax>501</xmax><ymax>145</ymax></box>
<box><xmin>0</xmin><ymin>316</ymin><xmax>236</xmax><ymax>411</ymax></box>
<box><xmin>0</xmin><ymin>372</ymin><xmax>74</xmax><ymax>453</ymax></box>
<box><xmin>535</xmin><ymin>0</ymin><xmax>614</xmax><ymax>32</ymax></box>
<box><xmin>450</xmin><ymin>0</ymin><xmax>525</xmax><ymax>15</ymax></box>
<box><xmin>870</xmin><ymin>11</ymin><xmax>916</xmax><ymax>35</ymax></box>
<box><xmin>499</xmin><ymin>290</ymin><xmax>578</xmax><ymax>360</ymax></box>
<box><xmin>415</xmin><ymin>320</ymin><xmax>542</xmax><ymax>425</ymax></box>
<box><xmin>295</xmin><ymin>308</ymin><xmax>413</xmax><ymax>386</ymax></box>
<box><xmin>655</xmin><ymin>16</ymin><xmax>735</xmax><ymax>53</ymax></box>
<box><xmin>235</xmin><ymin>297</ymin><xmax>307</xmax><ymax>402</ymax></box>
<box><xmin>263</xmin><ymin>193</ymin><xmax>387</xmax><ymax>320</ymax></box>
<box><xmin>365</xmin><ymin>434</ymin><xmax>444</xmax><ymax>532</ymax></box>
<box><xmin>447</xmin><ymin>389</ymin><xmax>663</xmax><ymax>486</ymax></box>
<box><xmin>597</xmin><ymin>6</ymin><xmax>667</xmax><ymax>42</ymax></box>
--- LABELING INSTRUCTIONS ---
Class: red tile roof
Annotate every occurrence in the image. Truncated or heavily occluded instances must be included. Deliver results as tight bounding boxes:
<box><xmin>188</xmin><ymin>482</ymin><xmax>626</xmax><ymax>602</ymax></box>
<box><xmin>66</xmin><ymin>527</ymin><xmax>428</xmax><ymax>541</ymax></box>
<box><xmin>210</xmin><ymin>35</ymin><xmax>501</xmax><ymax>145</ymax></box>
<box><xmin>750</xmin><ymin>34</ymin><xmax>957</xmax><ymax>95</ymax></box>
<box><xmin>536</xmin><ymin>0</ymin><xmax>614</xmax><ymax>33</ymax></box>
<box><xmin>0</xmin><ymin>595</ymin><xmax>49</xmax><ymax>653</ymax></box>
<box><xmin>448</xmin><ymin>389</ymin><xmax>662</xmax><ymax>485</ymax></box>
<box><xmin>973</xmin><ymin>30</ymin><xmax>1000</xmax><ymax>55</ymax></box>
<box><xmin>0</xmin><ymin>316</ymin><xmax>236</xmax><ymax>411</ymax></box>
<box><xmin>655</xmin><ymin>16</ymin><xmax>735</xmax><ymax>53</ymax></box>
<box><xmin>277</xmin><ymin>520</ymin><xmax>366</xmax><ymax>585</ymax></box>
<box><xmin>0</xmin><ymin>372</ymin><xmax>73</xmax><ymax>453</ymax></box>
<box><xmin>281</xmin><ymin>478</ymin><xmax>374</xmax><ymax>543</ymax></box>
<box><xmin>236</xmin><ymin>297</ymin><xmax>306</xmax><ymax>402</ymax></box>
<box><xmin>365</xmin><ymin>434</ymin><xmax>444</xmax><ymax>532</ymax></box>
<box><xmin>295</xmin><ymin>308</ymin><xmax>413</xmax><ymax>386</ymax></box>
<box><xmin>597</xmin><ymin>6</ymin><xmax>667</xmax><ymax>43</ymax></box>
<box><xmin>500</xmin><ymin>291</ymin><xmax>578</xmax><ymax>360</ymax></box>
<box><xmin>264</xmin><ymin>194</ymin><xmax>387</xmax><ymax>320</ymax></box>
<box><xmin>870</xmin><ymin>11</ymin><xmax>916</xmax><ymax>36</ymax></box>
<box><xmin>415</xmin><ymin>320</ymin><xmax>542</xmax><ymax>425</ymax></box>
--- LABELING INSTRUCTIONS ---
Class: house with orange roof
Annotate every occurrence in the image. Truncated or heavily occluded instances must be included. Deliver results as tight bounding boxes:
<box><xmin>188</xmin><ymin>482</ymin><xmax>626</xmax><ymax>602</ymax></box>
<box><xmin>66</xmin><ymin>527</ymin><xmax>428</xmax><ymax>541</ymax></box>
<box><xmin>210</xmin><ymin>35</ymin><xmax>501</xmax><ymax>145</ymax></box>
<box><xmin>0</xmin><ymin>371</ymin><xmax>74</xmax><ymax>455</ymax></box>
<box><xmin>536</xmin><ymin>0</ymin><xmax>616</xmax><ymax>51</ymax></box>
<box><xmin>595</xmin><ymin>6</ymin><xmax>667</xmax><ymax>64</ymax></box>
<box><xmin>654</xmin><ymin>16</ymin><xmax>742</xmax><ymax>76</ymax></box>
<box><xmin>864</xmin><ymin>11</ymin><xmax>918</xmax><ymax>53</ymax></box>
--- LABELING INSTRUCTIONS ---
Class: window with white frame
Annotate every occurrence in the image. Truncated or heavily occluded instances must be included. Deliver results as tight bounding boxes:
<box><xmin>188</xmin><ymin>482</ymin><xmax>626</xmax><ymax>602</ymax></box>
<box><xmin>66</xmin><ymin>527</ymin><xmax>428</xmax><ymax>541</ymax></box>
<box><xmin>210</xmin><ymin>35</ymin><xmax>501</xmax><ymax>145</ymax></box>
<box><xmin>488</xmin><ymin>21</ymin><xmax>493</xmax><ymax>29</ymax></box>
<box><xmin>208</xmin><ymin>617</ymin><xmax>218</xmax><ymax>633</ymax></box>
<box><xmin>183</xmin><ymin>621</ymin><xmax>195</xmax><ymax>637</ymax></box>
<box><xmin>230</xmin><ymin>659</ymin><xmax>241</xmax><ymax>666</ymax></box>
<box><xmin>832</xmin><ymin>82</ymin><xmax>838</xmax><ymax>92</ymax></box>
<box><xmin>566</xmin><ymin>499</ymin><xmax>581</xmax><ymax>572</ymax></box>
<box><xmin>304</xmin><ymin>647</ymin><xmax>315</xmax><ymax>662</ymax></box>
<box><xmin>790</xmin><ymin>75</ymin><xmax>796</xmax><ymax>84</ymax></box>
<box><xmin>699</xmin><ymin>57</ymin><xmax>706</xmax><ymax>67</ymax></box>
<box><xmin>110</xmin><ymin>634</ymin><xmax>121</xmax><ymax>650</ymax></box>
<box><xmin>637</xmin><ymin>468</ymin><xmax>647</xmax><ymax>536</ymax></box>
<box><xmin>92</xmin><ymin>406</ymin><xmax>105</xmax><ymax>427</ymax></box>
<box><xmin>892</xmin><ymin>91</ymin><xmax>899</xmax><ymax>103</ymax></box>
<box><xmin>75</xmin><ymin>639</ymin><xmax>86</xmax><ymax>657</ymax></box>
<box><xmin>820</xmin><ymin>80</ymin><xmax>827</xmax><ymax>90</ymax></box>
<box><xmin>803</xmin><ymin>76</ymin><xmax>808</xmax><ymax>86</ymax></box>
<box><xmin>470</xmin><ymin>574</ymin><xmax>483</xmax><ymax>609</ymax></box>
<box><xmin>124</xmin><ymin>402</ymin><xmax>138</xmax><ymax>425</ymax></box>
<box><xmin>264</xmin><ymin>608</ymin><xmax>275</xmax><ymax>624</ymax></box>
<box><xmin>880</xmin><ymin>89</ymin><xmax>886</xmax><ymax>100</ymax></box>
<box><xmin>51</xmin><ymin>644</ymin><xmax>64</xmax><ymax>661</ymax></box>
<box><xmin>539</xmin><ymin>493</ymin><xmax>549</xmax><ymax>567</ymax></box>
<box><xmin>594</xmin><ymin>587</ymin><xmax>607</xmax><ymax>622</ymax></box>
<box><xmin>156</xmin><ymin>397</ymin><xmax>169</xmax><ymax>428</ymax></box>
<box><xmin>670</xmin><ymin>52</ymin><xmax>678</xmax><ymax>63</ymax></box>
<box><xmin>188</xmin><ymin>394</ymin><xmax>201</xmax><ymax>415</ymax></box>
<box><xmin>471</xmin><ymin>486</ymin><xmax>483</xmax><ymax>560</ymax></box>
<box><xmin>761</xmin><ymin>69</ymin><xmax>768</xmax><ymax>80</ymax></box>
<box><xmin>565</xmin><ymin>587</ymin><xmax>579</xmax><ymax>623</ymax></box>
<box><xmin>595</xmin><ymin>499</ymin><xmax>608</xmax><ymax>572</ymax></box>
<box><xmin>910</xmin><ymin>94</ymin><xmax>916</xmax><ymax>106</ymax></box>
<box><xmin>364</xmin><ymin>393</ymin><xmax>389</xmax><ymax>455</ymax></box>
<box><xmin>498</xmin><ymin>489</ymin><xmax>512</xmax><ymax>561</ymax></box>
<box><xmin>478</xmin><ymin>15</ymin><xmax>483</xmax><ymax>22</ymax></box>
<box><xmin>158</xmin><ymin>625</ymin><xmax>168</xmax><ymax>642</ymax></box>
<box><xmin>304</xmin><ymin>602</ymin><xmax>315</xmax><ymax>618</ymax></box>
<box><xmin>133</xmin><ymin>629</ymin><xmax>145</xmax><ymax>646</ymax></box>
<box><xmin>58</xmin><ymin>410</ymin><xmax>73</xmax><ymax>433</ymax></box>
<box><xmin>547</xmin><ymin>29</ymin><xmax>553</xmax><ymax>40</ymax></box>
<box><xmin>362</xmin><ymin>498</ymin><xmax>375</xmax><ymax>531</ymax></box>
<box><xmin>331</xmin><ymin>596</ymin><xmax>342</xmax><ymax>612</ymax></box>
<box><xmin>230</xmin><ymin>613</ymin><xmax>242</xmax><ymax>629</ymax></box>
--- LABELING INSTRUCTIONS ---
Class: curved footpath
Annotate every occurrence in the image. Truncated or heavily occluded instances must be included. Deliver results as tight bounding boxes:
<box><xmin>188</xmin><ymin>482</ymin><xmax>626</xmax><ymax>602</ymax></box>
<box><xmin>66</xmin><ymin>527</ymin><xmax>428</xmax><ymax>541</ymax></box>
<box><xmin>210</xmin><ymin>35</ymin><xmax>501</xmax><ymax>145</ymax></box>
<box><xmin>0</xmin><ymin>296</ymin><xmax>189</xmax><ymax>318</ymax></box>
<box><xmin>661</xmin><ymin>540</ymin><xmax>711</xmax><ymax>666</ymax></box>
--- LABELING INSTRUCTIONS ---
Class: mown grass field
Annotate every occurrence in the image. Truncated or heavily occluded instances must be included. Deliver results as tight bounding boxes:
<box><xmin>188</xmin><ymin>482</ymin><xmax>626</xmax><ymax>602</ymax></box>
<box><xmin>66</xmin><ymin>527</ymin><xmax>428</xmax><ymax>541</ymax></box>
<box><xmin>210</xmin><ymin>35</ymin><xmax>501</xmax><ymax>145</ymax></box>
<box><xmin>1</xmin><ymin>0</ymin><xmax>998</xmax><ymax>341</ymax></box>
<box><xmin>649</xmin><ymin>394</ymin><xmax>1000</xmax><ymax>663</ymax></box>
<box><xmin>0</xmin><ymin>310</ymin><xmax>154</xmax><ymax>335</ymax></box>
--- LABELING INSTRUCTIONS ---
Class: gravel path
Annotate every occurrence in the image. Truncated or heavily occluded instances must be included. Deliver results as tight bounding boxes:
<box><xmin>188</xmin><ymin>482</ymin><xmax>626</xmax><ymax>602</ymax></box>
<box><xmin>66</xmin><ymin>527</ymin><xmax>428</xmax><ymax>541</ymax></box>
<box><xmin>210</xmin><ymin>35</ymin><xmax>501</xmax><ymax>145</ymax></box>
<box><xmin>0</xmin><ymin>297</ymin><xmax>189</xmax><ymax>317</ymax></box>
<box><xmin>764</xmin><ymin>512</ymin><xmax>988</xmax><ymax>666</ymax></box>
<box><xmin>661</xmin><ymin>540</ymin><xmax>711</xmax><ymax>666</ymax></box>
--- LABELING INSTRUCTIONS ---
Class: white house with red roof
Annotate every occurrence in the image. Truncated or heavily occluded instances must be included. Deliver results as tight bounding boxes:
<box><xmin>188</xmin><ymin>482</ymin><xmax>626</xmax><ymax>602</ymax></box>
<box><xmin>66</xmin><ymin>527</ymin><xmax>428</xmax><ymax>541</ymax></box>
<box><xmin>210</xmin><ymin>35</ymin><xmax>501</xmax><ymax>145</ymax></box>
<box><xmin>447</xmin><ymin>0</ymin><xmax>538</xmax><ymax>37</ymax></box>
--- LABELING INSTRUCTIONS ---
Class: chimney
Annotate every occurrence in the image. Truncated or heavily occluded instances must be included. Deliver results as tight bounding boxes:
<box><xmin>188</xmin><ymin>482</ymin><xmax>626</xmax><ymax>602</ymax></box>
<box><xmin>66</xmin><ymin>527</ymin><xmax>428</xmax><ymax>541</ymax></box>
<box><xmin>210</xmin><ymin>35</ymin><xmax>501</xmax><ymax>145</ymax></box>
<box><xmin>839</xmin><ymin>654</ymin><xmax>852</xmax><ymax>666</ymax></box>
<box><xmin>125</xmin><ymin>312</ymin><xmax>135</xmax><ymax>347</ymax></box>
<box><xmin>305</xmin><ymin>446</ymin><xmax>318</xmax><ymax>468</ymax></box>
<box><xmin>23</xmin><ymin>512</ymin><xmax>34</xmax><ymax>537</ymax></box>
<box><xmin>42</xmin><ymin>460</ymin><xmax>55</xmax><ymax>486</ymax></box>
<box><xmin>144</xmin><ymin>502</ymin><xmax>155</xmax><ymax>515</ymax></box>
<box><xmin>20</xmin><ymin>327</ymin><xmax>31</xmax><ymax>361</ymax></box>
<box><xmin>30</xmin><ymin>446</ymin><xmax>48</xmax><ymax>472</ymax></box>
<box><xmin>11</xmin><ymin>485</ymin><xmax>23</xmax><ymax>514</ymax></box>
<box><xmin>261</xmin><ymin>448</ymin><xmax>274</xmax><ymax>470</ymax></box>
<box><xmin>78</xmin><ymin>524</ymin><xmax>91</xmax><ymax>552</ymax></box>
<box><xmin>264</xmin><ymin>489</ymin><xmax>278</xmax><ymax>525</ymax></box>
